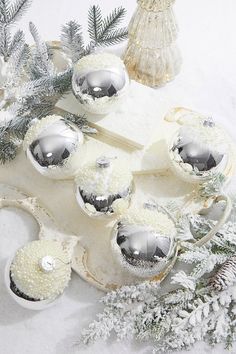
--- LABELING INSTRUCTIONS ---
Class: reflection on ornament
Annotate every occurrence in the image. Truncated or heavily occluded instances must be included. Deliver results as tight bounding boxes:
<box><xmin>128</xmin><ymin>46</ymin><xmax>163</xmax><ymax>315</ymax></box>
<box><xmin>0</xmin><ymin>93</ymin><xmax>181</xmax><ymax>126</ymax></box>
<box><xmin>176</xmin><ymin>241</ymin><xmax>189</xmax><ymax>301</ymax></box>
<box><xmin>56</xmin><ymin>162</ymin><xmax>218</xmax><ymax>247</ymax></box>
<box><xmin>23</xmin><ymin>115</ymin><xmax>84</xmax><ymax>180</ymax></box>
<box><xmin>72</xmin><ymin>52</ymin><xmax>129</xmax><ymax>115</ymax></box>
<box><xmin>117</xmin><ymin>222</ymin><xmax>171</xmax><ymax>265</ymax></box>
<box><xmin>176</xmin><ymin>135</ymin><xmax>223</xmax><ymax>172</ymax></box>
<box><xmin>111</xmin><ymin>203</ymin><xmax>177</xmax><ymax>277</ymax></box>
<box><xmin>75</xmin><ymin>156</ymin><xmax>133</xmax><ymax>218</ymax></box>
<box><xmin>5</xmin><ymin>240</ymin><xmax>72</xmax><ymax>310</ymax></box>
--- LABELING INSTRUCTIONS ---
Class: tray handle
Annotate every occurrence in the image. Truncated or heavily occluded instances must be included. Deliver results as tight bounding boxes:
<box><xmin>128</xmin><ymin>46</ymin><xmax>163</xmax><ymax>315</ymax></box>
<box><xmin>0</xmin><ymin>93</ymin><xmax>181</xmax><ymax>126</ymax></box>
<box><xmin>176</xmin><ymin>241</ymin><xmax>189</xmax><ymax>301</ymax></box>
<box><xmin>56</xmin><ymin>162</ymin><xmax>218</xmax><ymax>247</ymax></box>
<box><xmin>194</xmin><ymin>194</ymin><xmax>232</xmax><ymax>247</ymax></box>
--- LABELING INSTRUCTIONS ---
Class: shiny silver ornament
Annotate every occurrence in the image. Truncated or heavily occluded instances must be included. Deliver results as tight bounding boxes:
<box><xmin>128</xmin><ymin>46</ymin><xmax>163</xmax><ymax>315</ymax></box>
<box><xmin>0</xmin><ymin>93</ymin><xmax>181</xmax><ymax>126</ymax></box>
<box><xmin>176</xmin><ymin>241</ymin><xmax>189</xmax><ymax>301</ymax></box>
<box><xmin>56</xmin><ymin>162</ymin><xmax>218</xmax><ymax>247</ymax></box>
<box><xmin>74</xmin><ymin>69</ymin><xmax>126</xmax><ymax>99</ymax></box>
<box><xmin>25</xmin><ymin>116</ymin><xmax>84</xmax><ymax>179</ymax></box>
<box><xmin>172</xmin><ymin>126</ymin><xmax>225</xmax><ymax>174</ymax></box>
<box><xmin>111</xmin><ymin>203</ymin><xmax>176</xmax><ymax>278</ymax></box>
<box><xmin>75</xmin><ymin>156</ymin><xmax>133</xmax><ymax>218</ymax></box>
<box><xmin>116</xmin><ymin>222</ymin><xmax>171</xmax><ymax>267</ymax></box>
<box><xmin>72</xmin><ymin>53</ymin><xmax>129</xmax><ymax>115</ymax></box>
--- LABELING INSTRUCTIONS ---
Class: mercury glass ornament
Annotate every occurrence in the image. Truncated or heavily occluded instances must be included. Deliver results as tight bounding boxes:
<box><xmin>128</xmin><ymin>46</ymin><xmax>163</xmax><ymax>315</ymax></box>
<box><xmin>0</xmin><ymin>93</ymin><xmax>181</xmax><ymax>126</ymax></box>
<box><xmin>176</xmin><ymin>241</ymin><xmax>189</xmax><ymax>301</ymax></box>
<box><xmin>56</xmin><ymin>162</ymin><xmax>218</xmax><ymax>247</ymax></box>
<box><xmin>111</xmin><ymin>203</ymin><xmax>177</xmax><ymax>277</ymax></box>
<box><xmin>23</xmin><ymin>115</ymin><xmax>84</xmax><ymax>180</ymax></box>
<box><xmin>75</xmin><ymin>156</ymin><xmax>133</xmax><ymax>218</ymax></box>
<box><xmin>72</xmin><ymin>52</ymin><xmax>129</xmax><ymax>115</ymax></box>
<box><xmin>169</xmin><ymin>119</ymin><xmax>229</xmax><ymax>183</ymax></box>
<box><xmin>5</xmin><ymin>240</ymin><xmax>71</xmax><ymax>310</ymax></box>
<box><xmin>123</xmin><ymin>0</ymin><xmax>182</xmax><ymax>87</ymax></box>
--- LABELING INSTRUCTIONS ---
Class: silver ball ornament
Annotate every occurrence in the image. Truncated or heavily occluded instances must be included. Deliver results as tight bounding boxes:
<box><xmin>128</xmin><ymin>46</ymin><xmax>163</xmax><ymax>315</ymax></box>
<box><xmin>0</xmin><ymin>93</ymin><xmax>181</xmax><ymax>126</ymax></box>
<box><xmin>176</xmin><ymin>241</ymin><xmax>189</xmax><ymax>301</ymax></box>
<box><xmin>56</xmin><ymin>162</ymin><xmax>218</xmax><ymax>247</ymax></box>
<box><xmin>111</xmin><ymin>204</ymin><xmax>176</xmax><ymax>278</ymax></box>
<box><xmin>23</xmin><ymin>115</ymin><xmax>84</xmax><ymax>179</ymax></box>
<box><xmin>169</xmin><ymin>121</ymin><xmax>228</xmax><ymax>182</ymax></box>
<box><xmin>75</xmin><ymin>156</ymin><xmax>133</xmax><ymax>218</ymax></box>
<box><xmin>72</xmin><ymin>52</ymin><xmax>129</xmax><ymax>115</ymax></box>
<box><xmin>175</xmin><ymin>128</ymin><xmax>224</xmax><ymax>172</ymax></box>
<box><xmin>117</xmin><ymin>222</ymin><xmax>171</xmax><ymax>266</ymax></box>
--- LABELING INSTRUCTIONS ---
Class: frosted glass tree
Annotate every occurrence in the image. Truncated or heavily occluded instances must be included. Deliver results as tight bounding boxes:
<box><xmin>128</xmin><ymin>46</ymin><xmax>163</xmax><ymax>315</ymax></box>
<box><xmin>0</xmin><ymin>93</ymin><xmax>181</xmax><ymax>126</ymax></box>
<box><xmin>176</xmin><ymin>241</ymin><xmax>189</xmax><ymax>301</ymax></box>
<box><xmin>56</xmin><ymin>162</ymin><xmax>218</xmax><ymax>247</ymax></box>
<box><xmin>123</xmin><ymin>0</ymin><xmax>182</xmax><ymax>87</ymax></box>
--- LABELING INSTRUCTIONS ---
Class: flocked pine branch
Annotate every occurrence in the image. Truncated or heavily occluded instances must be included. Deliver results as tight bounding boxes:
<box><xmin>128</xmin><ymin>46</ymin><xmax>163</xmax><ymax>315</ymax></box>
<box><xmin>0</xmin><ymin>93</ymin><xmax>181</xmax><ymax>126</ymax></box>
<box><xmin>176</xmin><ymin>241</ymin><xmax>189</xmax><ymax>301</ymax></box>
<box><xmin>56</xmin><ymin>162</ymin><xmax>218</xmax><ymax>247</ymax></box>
<box><xmin>0</xmin><ymin>0</ymin><xmax>32</xmax><ymax>24</ymax></box>
<box><xmin>28</xmin><ymin>21</ymin><xmax>54</xmax><ymax>79</ymax></box>
<box><xmin>0</xmin><ymin>0</ymin><xmax>31</xmax><ymax>61</ymax></box>
<box><xmin>81</xmin><ymin>278</ymin><xmax>236</xmax><ymax>352</ymax></box>
<box><xmin>61</xmin><ymin>21</ymin><xmax>84</xmax><ymax>63</ymax></box>
<box><xmin>0</xmin><ymin>24</ymin><xmax>11</xmax><ymax>60</ymax></box>
<box><xmin>8</xmin><ymin>29</ymin><xmax>24</xmax><ymax>54</ymax></box>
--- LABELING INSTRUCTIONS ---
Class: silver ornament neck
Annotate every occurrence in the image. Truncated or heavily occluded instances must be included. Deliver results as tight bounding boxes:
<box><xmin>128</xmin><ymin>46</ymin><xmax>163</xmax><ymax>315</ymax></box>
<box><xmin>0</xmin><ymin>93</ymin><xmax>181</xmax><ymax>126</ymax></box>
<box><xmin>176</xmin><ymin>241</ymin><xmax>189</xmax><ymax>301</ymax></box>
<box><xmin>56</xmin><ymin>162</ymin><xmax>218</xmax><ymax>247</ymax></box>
<box><xmin>143</xmin><ymin>200</ymin><xmax>158</xmax><ymax>210</ymax></box>
<box><xmin>203</xmin><ymin>117</ymin><xmax>215</xmax><ymax>128</ymax></box>
<box><xmin>96</xmin><ymin>156</ymin><xmax>111</xmax><ymax>169</ymax></box>
<box><xmin>39</xmin><ymin>256</ymin><xmax>56</xmax><ymax>273</ymax></box>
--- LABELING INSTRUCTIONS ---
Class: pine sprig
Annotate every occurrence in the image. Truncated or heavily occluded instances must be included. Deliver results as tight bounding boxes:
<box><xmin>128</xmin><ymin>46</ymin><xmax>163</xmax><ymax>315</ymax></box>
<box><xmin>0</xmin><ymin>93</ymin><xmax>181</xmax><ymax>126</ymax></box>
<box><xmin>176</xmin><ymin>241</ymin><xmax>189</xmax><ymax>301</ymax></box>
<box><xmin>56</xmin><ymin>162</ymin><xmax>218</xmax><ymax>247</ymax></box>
<box><xmin>0</xmin><ymin>0</ymin><xmax>31</xmax><ymax>62</ymax></box>
<box><xmin>88</xmin><ymin>5</ymin><xmax>102</xmax><ymax>42</ymax></box>
<box><xmin>29</xmin><ymin>22</ymin><xmax>54</xmax><ymax>78</ymax></box>
<box><xmin>6</xmin><ymin>0</ymin><xmax>32</xmax><ymax>24</ymax></box>
<box><xmin>0</xmin><ymin>24</ymin><xmax>11</xmax><ymax>60</ymax></box>
<box><xmin>8</xmin><ymin>29</ymin><xmax>24</xmax><ymax>54</ymax></box>
<box><xmin>87</xmin><ymin>5</ymin><xmax>128</xmax><ymax>48</ymax></box>
<box><xmin>0</xmin><ymin>0</ymin><xmax>10</xmax><ymax>23</ymax></box>
<box><xmin>100</xmin><ymin>6</ymin><xmax>126</xmax><ymax>38</ymax></box>
<box><xmin>97</xmin><ymin>28</ymin><xmax>128</xmax><ymax>46</ymax></box>
<box><xmin>61</xmin><ymin>20</ymin><xmax>84</xmax><ymax>62</ymax></box>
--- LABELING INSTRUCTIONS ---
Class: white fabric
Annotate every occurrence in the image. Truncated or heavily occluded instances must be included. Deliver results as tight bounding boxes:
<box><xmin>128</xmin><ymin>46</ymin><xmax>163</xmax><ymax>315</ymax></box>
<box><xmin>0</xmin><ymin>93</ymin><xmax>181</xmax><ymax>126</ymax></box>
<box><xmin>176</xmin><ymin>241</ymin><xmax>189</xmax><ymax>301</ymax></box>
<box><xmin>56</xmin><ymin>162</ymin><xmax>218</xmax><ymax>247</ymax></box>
<box><xmin>0</xmin><ymin>0</ymin><xmax>236</xmax><ymax>353</ymax></box>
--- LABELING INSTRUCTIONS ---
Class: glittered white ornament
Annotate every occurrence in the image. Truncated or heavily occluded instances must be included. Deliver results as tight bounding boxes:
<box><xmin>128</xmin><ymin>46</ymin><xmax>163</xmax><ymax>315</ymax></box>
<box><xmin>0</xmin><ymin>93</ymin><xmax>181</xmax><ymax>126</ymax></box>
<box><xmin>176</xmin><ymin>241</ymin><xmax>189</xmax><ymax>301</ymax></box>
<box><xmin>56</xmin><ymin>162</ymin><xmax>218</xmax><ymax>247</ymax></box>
<box><xmin>23</xmin><ymin>115</ymin><xmax>84</xmax><ymax>180</ymax></box>
<box><xmin>5</xmin><ymin>240</ymin><xmax>72</xmax><ymax>310</ymax></box>
<box><xmin>111</xmin><ymin>202</ymin><xmax>177</xmax><ymax>278</ymax></box>
<box><xmin>72</xmin><ymin>52</ymin><xmax>130</xmax><ymax>115</ymax></box>
<box><xmin>75</xmin><ymin>156</ymin><xmax>133</xmax><ymax>218</ymax></box>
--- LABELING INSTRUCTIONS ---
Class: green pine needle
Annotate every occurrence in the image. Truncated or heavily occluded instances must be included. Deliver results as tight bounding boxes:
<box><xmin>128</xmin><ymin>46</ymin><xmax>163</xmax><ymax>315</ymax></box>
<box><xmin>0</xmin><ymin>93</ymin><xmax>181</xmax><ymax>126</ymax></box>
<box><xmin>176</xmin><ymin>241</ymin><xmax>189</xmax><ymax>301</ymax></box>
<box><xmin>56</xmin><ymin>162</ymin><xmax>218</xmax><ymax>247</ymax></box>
<box><xmin>87</xmin><ymin>5</ymin><xmax>128</xmax><ymax>47</ymax></box>
<box><xmin>97</xmin><ymin>28</ymin><xmax>128</xmax><ymax>46</ymax></box>
<box><xmin>88</xmin><ymin>5</ymin><xmax>102</xmax><ymax>42</ymax></box>
<box><xmin>100</xmin><ymin>6</ymin><xmax>126</xmax><ymax>38</ymax></box>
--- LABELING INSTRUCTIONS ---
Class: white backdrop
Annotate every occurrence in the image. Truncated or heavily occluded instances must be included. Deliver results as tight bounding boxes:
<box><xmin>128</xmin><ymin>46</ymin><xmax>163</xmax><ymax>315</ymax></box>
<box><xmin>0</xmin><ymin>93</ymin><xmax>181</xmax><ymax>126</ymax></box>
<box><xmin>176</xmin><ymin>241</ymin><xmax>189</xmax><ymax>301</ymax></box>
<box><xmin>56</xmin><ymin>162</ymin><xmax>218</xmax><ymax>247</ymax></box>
<box><xmin>0</xmin><ymin>0</ymin><xmax>236</xmax><ymax>353</ymax></box>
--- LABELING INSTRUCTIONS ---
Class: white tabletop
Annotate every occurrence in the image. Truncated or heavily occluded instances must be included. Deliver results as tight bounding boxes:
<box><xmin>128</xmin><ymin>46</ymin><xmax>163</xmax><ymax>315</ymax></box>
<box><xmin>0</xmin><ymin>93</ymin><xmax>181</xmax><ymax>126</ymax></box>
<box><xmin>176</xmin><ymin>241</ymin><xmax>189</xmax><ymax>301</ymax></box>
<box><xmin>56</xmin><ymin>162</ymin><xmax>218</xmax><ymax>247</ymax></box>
<box><xmin>0</xmin><ymin>0</ymin><xmax>236</xmax><ymax>353</ymax></box>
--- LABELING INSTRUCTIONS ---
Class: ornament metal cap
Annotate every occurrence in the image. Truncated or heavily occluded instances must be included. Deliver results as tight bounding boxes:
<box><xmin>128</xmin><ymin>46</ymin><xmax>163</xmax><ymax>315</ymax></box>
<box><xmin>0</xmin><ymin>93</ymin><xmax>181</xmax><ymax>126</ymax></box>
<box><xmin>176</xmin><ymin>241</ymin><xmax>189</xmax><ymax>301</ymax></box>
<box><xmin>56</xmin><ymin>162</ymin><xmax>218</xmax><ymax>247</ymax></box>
<box><xmin>143</xmin><ymin>200</ymin><xmax>158</xmax><ymax>210</ymax></box>
<box><xmin>96</xmin><ymin>156</ymin><xmax>117</xmax><ymax>169</ymax></box>
<box><xmin>39</xmin><ymin>256</ymin><xmax>56</xmax><ymax>273</ymax></box>
<box><xmin>203</xmin><ymin>117</ymin><xmax>215</xmax><ymax>128</ymax></box>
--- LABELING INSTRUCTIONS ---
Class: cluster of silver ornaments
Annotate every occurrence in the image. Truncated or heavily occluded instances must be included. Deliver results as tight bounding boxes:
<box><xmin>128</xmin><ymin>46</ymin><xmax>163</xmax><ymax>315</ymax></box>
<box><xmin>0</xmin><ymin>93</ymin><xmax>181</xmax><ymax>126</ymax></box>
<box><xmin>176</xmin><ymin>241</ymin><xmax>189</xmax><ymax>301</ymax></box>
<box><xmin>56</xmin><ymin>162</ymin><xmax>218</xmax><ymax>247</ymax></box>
<box><xmin>111</xmin><ymin>202</ymin><xmax>177</xmax><ymax>278</ymax></box>
<box><xmin>169</xmin><ymin>118</ymin><xmax>229</xmax><ymax>182</ymax></box>
<box><xmin>75</xmin><ymin>156</ymin><xmax>133</xmax><ymax>218</ymax></box>
<box><xmin>23</xmin><ymin>115</ymin><xmax>84</xmax><ymax>179</ymax></box>
<box><xmin>72</xmin><ymin>52</ymin><xmax>130</xmax><ymax>115</ymax></box>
